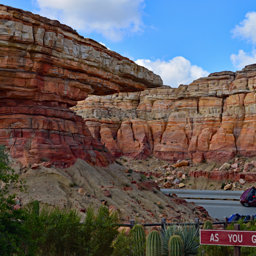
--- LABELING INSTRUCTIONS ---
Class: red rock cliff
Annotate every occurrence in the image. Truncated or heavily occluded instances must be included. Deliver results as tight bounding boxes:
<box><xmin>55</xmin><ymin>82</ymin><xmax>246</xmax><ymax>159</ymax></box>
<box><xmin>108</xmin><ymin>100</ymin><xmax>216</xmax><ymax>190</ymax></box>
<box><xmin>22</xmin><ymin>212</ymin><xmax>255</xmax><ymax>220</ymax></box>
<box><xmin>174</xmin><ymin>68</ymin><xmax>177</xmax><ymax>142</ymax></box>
<box><xmin>74</xmin><ymin>66</ymin><xmax>256</xmax><ymax>164</ymax></box>
<box><xmin>0</xmin><ymin>4</ymin><xmax>162</xmax><ymax>167</ymax></box>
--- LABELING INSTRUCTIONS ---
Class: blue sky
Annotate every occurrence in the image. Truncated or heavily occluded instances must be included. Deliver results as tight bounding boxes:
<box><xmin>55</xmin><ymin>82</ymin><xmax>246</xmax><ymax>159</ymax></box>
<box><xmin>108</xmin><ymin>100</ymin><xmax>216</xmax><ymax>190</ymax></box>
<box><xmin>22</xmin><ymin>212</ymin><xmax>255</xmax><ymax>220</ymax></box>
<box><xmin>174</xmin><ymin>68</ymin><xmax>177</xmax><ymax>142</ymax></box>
<box><xmin>2</xmin><ymin>0</ymin><xmax>256</xmax><ymax>87</ymax></box>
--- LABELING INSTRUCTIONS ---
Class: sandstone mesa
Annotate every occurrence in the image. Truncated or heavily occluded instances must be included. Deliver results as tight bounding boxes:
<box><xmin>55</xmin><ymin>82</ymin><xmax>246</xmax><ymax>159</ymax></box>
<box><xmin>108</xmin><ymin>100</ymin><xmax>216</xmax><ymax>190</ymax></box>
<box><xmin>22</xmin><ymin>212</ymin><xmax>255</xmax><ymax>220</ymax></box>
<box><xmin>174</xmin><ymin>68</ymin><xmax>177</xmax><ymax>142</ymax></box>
<box><xmin>75</xmin><ymin>66</ymin><xmax>256</xmax><ymax>165</ymax></box>
<box><xmin>0</xmin><ymin>4</ymin><xmax>162</xmax><ymax>167</ymax></box>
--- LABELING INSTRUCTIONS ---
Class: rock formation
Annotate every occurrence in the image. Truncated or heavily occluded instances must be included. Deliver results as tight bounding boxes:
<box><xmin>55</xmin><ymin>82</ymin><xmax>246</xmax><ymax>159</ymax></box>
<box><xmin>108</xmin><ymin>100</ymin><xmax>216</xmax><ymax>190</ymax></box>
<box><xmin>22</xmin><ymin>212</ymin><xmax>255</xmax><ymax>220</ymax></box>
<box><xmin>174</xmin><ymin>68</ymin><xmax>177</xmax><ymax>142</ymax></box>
<box><xmin>75</xmin><ymin>65</ymin><xmax>256</xmax><ymax>164</ymax></box>
<box><xmin>0</xmin><ymin>4</ymin><xmax>162</xmax><ymax>167</ymax></box>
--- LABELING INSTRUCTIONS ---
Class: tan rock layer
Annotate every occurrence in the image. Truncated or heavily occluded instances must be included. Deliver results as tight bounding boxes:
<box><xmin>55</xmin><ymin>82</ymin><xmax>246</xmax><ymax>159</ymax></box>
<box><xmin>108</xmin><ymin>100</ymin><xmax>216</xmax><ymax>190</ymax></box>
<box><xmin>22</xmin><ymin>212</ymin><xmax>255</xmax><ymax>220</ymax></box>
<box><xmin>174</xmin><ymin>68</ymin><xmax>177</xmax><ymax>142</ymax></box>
<box><xmin>75</xmin><ymin>65</ymin><xmax>256</xmax><ymax>163</ymax></box>
<box><xmin>0</xmin><ymin>4</ymin><xmax>161</xmax><ymax>167</ymax></box>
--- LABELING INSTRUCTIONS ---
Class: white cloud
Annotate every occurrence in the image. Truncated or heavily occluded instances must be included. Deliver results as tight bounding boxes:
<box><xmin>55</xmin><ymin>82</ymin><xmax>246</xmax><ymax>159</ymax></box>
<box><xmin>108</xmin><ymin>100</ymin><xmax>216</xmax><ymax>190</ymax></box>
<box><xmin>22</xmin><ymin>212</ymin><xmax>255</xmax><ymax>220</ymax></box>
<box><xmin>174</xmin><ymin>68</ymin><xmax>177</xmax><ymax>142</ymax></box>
<box><xmin>36</xmin><ymin>0</ymin><xmax>144</xmax><ymax>41</ymax></box>
<box><xmin>231</xmin><ymin>49</ymin><xmax>256</xmax><ymax>69</ymax></box>
<box><xmin>232</xmin><ymin>12</ymin><xmax>256</xmax><ymax>44</ymax></box>
<box><xmin>135</xmin><ymin>57</ymin><xmax>209</xmax><ymax>87</ymax></box>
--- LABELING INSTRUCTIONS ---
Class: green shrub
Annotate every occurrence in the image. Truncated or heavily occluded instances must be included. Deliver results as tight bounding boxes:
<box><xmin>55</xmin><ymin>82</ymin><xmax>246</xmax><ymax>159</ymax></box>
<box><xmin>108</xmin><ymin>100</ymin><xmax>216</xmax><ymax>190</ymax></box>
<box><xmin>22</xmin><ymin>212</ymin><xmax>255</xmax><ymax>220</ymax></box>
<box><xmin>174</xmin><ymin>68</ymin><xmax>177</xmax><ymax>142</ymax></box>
<box><xmin>81</xmin><ymin>206</ymin><xmax>119</xmax><ymax>256</ymax></box>
<box><xmin>111</xmin><ymin>231</ymin><xmax>131</xmax><ymax>256</ymax></box>
<box><xmin>203</xmin><ymin>220</ymin><xmax>213</xmax><ymax>230</ymax></box>
<box><xmin>23</xmin><ymin>205</ymin><xmax>83</xmax><ymax>256</ymax></box>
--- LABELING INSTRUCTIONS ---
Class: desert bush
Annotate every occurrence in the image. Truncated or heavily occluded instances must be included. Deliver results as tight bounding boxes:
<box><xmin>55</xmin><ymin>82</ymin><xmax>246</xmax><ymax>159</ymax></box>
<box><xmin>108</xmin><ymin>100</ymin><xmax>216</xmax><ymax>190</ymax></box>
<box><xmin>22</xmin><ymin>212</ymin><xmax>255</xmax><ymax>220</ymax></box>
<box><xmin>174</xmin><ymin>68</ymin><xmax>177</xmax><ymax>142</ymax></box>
<box><xmin>23</xmin><ymin>203</ymin><xmax>83</xmax><ymax>256</ymax></box>
<box><xmin>111</xmin><ymin>230</ymin><xmax>131</xmax><ymax>256</ymax></box>
<box><xmin>81</xmin><ymin>206</ymin><xmax>119</xmax><ymax>256</ymax></box>
<box><xmin>22</xmin><ymin>204</ymin><xmax>119</xmax><ymax>256</ymax></box>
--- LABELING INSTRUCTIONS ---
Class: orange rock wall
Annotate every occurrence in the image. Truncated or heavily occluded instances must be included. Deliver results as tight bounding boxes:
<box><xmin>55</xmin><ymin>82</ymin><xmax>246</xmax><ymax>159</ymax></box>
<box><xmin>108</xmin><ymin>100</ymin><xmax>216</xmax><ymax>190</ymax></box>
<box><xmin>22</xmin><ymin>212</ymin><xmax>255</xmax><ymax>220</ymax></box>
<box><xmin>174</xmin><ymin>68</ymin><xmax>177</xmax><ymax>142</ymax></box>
<box><xmin>0</xmin><ymin>4</ymin><xmax>162</xmax><ymax>167</ymax></box>
<box><xmin>75</xmin><ymin>67</ymin><xmax>256</xmax><ymax>163</ymax></box>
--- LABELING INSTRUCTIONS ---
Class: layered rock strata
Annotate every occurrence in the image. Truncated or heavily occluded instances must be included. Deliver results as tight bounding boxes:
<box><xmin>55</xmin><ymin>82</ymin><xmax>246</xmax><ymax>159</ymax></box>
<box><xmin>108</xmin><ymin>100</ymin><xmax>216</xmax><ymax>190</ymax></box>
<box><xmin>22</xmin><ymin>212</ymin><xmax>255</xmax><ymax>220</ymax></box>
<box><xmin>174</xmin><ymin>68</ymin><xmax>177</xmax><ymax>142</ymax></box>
<box><xmin>0</xmin><ymin>4</ymin><xmax>161</xmax><ymax>167</ymax></box>
<box><xmin>75</xmin><ymin>65</ymin><xmax>256</xmax><ymax>164</ymax></box>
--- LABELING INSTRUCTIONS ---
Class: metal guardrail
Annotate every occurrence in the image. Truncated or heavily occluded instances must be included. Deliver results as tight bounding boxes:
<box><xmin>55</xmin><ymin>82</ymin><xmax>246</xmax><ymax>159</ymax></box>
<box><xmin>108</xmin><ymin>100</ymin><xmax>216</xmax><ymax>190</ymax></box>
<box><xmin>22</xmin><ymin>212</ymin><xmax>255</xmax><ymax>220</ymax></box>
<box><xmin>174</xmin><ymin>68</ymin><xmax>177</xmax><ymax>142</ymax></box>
<box><xmin>160</xmin><ymin>189</ymin><xmax>254</xmax><ymax>220</ymax></box>
<box><xmin>116</xmin><ymin>217</ymin><xmax>255</xmax><ymax>230</ymax></box>
<box><xmin>161</xmin><ymin>189</ymin><xmax>241</xmax><ymax>201</ymax></box>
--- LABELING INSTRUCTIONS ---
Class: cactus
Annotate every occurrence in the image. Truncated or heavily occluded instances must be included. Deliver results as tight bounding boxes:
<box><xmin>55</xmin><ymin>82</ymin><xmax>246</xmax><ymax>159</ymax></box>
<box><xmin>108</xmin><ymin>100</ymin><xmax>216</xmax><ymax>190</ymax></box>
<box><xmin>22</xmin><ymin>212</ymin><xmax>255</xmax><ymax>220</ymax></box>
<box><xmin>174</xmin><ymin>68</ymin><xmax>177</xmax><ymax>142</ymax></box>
<box><xmin>162</xmin><ymin>225</ymin><xmax>199</xmax><ymax>256</ymax></box>
<box><xmin>161</xmin><ymin>226</ymin><xmax>179</xmax><ymax>256</ymax></box>
<box><xmin>130</xmin><ymin>224</ymin><xmax>146</xmax><ymax>256</ymax></box>
<box><xmin>168</xmin><ymin>235</ymin><xmax>184</xmax><ymax>256</ymax></box>
<box><xmin>146</xmin><ymin>230</ymin><xmax>162</xmax><ymax>256</ymax></box>
<box><xmin>203</xmin><ymin>220</ymin><xmax>213</xmax><ymax>230</ymax></box>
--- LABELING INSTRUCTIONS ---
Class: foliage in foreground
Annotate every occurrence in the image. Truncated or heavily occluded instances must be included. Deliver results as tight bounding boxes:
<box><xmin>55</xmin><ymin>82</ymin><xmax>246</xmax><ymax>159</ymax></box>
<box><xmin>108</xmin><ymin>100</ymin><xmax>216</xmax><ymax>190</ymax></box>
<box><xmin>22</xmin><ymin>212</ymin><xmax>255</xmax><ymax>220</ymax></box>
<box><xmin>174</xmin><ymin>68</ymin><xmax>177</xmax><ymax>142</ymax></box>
<box><xmin>0</xmin><ymin>146</ymin><xmax>119</xmax><ymax>256</ymax></box>
<box><xmin>0</xmin><ymin>145</ymin><xmax>26</xmax><ymax>255</ymax></box>
<box><xmin>162</xmin><ymin>225</ymin><xmax>199</xmax><ymax>256</ymax></box>
<box><xmin>1</xmin><ymin>202</ymin><xmax>119</xmax><ymax>256</ymax></box>
<box><xmin>22</xmin><ymin>203</ymin><xmax>119</xmax><ymax>256</ymax></box>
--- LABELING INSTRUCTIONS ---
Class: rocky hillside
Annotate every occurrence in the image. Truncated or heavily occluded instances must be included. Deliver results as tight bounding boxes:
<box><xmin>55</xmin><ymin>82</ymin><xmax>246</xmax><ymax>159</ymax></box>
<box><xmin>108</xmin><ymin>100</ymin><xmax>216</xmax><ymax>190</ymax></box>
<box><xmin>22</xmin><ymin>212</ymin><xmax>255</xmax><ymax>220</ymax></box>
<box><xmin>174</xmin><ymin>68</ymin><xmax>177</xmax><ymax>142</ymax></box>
<box><xmin>12</xmin><ymin>158</ymin><xmax>210</xmax><ymax>223</ymax></box>
<box><xmin>74</xmin><ymin>65</ymin><xmax>256</xmax><ymax>165</ymax></box>
<box><xmin>0</xmin><ymin>4</ymin><xmax>161</xmax><ymax>168</ymax></box>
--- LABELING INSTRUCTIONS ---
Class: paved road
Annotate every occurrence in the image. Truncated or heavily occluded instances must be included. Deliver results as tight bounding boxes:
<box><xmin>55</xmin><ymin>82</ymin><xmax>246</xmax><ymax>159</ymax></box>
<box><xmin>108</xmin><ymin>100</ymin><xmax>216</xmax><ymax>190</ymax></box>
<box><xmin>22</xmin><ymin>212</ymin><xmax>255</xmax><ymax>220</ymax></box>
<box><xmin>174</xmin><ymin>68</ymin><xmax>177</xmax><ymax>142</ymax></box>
<box><xmin>161</xmin><ymin>189</ymin><xmax>256</xmax><ymax>220</ymax></box>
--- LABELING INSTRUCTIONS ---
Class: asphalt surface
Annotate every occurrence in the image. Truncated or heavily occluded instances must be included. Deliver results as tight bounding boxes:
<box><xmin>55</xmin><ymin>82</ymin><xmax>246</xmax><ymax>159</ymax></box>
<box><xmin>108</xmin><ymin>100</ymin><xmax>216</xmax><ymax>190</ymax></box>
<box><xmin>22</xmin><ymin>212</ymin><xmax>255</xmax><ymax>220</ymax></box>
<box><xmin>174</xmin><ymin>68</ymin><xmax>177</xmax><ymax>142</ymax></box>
<box><xmin>161</xmin><ymin>189</ymin><xmax>256</xmax><ymax>220</ymax></box>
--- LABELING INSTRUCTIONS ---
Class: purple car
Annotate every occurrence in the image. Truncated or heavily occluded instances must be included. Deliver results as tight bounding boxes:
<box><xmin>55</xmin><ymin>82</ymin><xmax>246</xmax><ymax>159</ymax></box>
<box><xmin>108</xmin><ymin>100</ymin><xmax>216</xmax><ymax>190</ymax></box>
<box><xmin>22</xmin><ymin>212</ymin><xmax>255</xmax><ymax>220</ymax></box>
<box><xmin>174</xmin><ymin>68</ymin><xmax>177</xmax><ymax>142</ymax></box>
<box><xmin>240</xmin><ymin>187</ymin><xmax>256</xmax><ymax>207</ymax></box>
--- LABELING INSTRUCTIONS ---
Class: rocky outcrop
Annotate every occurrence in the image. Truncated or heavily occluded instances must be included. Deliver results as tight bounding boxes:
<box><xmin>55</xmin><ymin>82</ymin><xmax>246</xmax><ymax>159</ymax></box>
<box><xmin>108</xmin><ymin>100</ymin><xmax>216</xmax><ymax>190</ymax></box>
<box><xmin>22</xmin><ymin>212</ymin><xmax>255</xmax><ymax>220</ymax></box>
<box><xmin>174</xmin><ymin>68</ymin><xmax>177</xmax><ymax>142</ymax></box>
<box><xmin>75</xmin><ymin>65</ymin><xmax>256</xmax><ymax>164</ymax></box>
<box><xmin>0</xmin><ymin>4</ymin><xmax>161</xmax><ymax>167</ymax></box>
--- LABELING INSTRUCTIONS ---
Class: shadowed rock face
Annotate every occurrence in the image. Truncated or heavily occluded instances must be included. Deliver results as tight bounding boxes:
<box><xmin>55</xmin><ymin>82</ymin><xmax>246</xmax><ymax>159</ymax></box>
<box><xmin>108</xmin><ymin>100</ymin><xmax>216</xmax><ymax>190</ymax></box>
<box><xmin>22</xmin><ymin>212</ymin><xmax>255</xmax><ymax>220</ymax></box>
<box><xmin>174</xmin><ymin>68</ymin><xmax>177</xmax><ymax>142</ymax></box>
<box><xmin>0</xmin><ymin>4</ymin><xmax>162</xmax><ymax>167</ymax></box>
<box><xmin>75</xmin><ymin>64</ymin><xmax>256</xmax><ymax>164</ymax></box>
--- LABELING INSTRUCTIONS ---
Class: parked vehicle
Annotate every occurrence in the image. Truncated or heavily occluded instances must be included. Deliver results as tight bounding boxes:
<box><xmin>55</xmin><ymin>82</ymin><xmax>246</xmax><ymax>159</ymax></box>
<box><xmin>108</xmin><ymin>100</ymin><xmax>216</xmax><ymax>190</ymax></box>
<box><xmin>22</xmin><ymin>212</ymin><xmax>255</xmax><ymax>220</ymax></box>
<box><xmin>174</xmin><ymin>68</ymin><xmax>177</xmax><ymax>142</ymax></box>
<box><xmin>240</xmin><ymin>186</ymin><xmax>256</xmax><ymax>207</ymax></box>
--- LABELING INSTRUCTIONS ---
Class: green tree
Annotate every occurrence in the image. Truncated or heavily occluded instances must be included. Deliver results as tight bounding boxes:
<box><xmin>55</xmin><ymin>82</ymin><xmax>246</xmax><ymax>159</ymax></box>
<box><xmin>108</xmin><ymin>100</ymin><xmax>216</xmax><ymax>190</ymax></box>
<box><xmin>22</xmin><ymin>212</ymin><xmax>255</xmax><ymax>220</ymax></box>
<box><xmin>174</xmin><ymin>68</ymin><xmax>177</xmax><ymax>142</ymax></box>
<box><xmin>82</xmin><ymin>206</ymin><xmax>119</xmax><ymax>256</ymax></box>
<box><xmin>0</xmin><ymin>146</ymin><xmax>29</xmax><ymax>255</ymax></box>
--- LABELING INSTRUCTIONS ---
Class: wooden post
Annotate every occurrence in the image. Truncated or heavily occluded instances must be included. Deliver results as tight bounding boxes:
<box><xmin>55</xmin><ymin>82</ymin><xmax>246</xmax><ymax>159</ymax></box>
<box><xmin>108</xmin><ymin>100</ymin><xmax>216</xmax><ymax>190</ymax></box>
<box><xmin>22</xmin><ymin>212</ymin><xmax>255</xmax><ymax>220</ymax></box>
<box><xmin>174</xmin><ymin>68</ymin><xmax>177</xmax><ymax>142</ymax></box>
<box><xmin>161</xmin><ymin>218</ymin><xmax>166</xmax><ymax>232</ymax></box>
<box><xmin>195</xmin><ymin>218</ymin><xmax>200</xmax><ymax>230</ymax></box>
<box><xmin>224</xmin><ymin>217</ymin><xmax>228</xmax><ymax>229</ymax></box>
<box><xmin>130</xmin><ymin>219</ymin><xmax>135</xmax><ymax>229</ymax></box>
<box><xmin>234</xmin><ymin>224</ymin><xmax>240</xmax><ymax>256</ymax></box>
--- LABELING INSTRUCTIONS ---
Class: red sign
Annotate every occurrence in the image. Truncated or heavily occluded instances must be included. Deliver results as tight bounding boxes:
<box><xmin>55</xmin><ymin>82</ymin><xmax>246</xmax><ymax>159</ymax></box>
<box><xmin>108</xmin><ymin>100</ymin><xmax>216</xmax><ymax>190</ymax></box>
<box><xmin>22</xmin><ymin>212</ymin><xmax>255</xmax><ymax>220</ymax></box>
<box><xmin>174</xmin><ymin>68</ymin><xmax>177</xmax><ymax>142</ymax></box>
<box><xmin>200</xmin><ymin>229</ymin><xmax>256</xmax><ymax>247</ymax></box>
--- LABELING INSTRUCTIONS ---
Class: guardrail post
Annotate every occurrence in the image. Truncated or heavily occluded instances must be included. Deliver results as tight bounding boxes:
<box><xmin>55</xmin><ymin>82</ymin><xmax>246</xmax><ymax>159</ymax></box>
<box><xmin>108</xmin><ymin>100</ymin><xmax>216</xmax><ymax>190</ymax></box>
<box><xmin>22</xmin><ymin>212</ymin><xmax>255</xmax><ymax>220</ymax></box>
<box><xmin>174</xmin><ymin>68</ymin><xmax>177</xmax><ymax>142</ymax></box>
<box><xmin>130</xmin><ymin>219</ymin><xmax>135</xmax><ymax>229</ymax></box>
<box><xmin>195</xmin><ymin>218</ymin><xmax>200</xmax><ymax>230</ymax></box>
<box><xmin>224</xmin><ymin>217</ymin><xmax>228</xmax><ymax>229</ymax></box>
<box><xmin>161</xmin><ymin>218</ymin><xmax>166</xmax><ymax>232</ymax></box>
<box><xmin>234</xmin><ymin>224</ymin><xmax>240</xmax><ymax>256</ymax></box>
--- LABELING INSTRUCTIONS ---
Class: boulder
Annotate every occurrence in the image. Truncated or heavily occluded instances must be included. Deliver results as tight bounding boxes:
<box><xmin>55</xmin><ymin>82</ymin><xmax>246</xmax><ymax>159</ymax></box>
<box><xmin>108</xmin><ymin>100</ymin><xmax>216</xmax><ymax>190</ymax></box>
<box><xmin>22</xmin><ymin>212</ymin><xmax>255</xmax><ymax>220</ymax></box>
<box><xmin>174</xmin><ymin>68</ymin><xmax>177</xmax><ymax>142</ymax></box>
<box><xmin>224</xmin><ymin>183</ymin><xmax>232</xmax><ymax>190</ymax></box>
